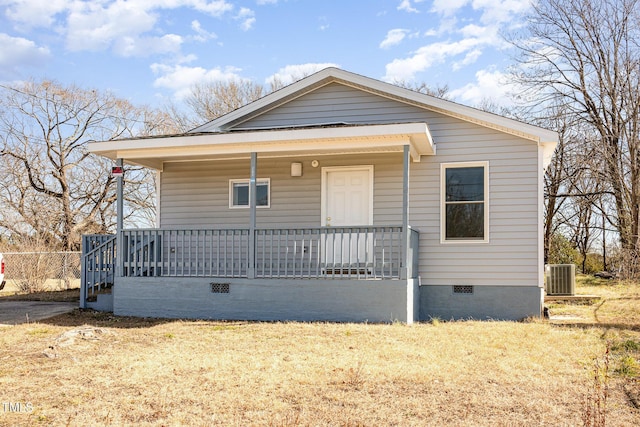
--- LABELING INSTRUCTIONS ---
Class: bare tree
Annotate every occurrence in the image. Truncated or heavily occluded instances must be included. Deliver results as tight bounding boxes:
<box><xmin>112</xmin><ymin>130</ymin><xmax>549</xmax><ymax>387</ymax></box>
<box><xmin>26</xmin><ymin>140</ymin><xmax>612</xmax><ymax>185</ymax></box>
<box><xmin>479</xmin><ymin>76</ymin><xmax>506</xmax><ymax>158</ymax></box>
<box><xmin>511</xmin><ymin>0</ymin><xmax>640</xmax><ymax>275</ymax></box>
<box><xmin>392</xmin><ymin>80</ymin><xmax>450</xmax><ymax>99</ymax></box>
<box><xmin>185</xmin><ymin>79</ymin><xmax>264</xmax><ymax>124</ymax></box>
<box><xmin>157</xmin><ymin>99</ymin><xmax>199</xmax><ymax>134</ymax></box>
<box><xmin>0</xmin><ymin>80</ymin><xmax>156</xmax><ymax>250</ymax></box>
<box><xmin>542</xmin><ymin>109</ymin><xmax>573</xmax><ymax>263</ymax></box>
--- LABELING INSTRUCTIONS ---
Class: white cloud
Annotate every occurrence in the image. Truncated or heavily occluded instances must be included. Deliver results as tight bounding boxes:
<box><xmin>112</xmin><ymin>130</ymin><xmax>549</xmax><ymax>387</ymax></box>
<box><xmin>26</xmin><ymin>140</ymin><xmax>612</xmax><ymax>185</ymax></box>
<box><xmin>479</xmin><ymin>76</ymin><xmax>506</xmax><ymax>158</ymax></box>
<box><xmin>114</xmin><ymin>34</ymin><xmax>184</xmax><ymax>57</ymax></box>
<box><xmin>318</xmin><ymin>16</ymin><xmax>329</xmax><ymax>31</ymax></box>
<box><xmin>460</xmin><ymin>24</ymin><xmax>488</xmax><ymax>38</ymax></box>
<box><xmin>431</xmin><ymin>0</ymin><xmax>530</xmax><ymax>23</ymax></box>
<box><xmin>0</xmin><ymin>33</ymin><xmax>51</xmax><ymax>78</ymax></box>
<box><xmin>2</xmin><ymin>0</ymin><xmax>69</xmax><ymax>28</ymax></box>
<box><xmin>385</xmin><ymin>0</ymin><xmax>530</xmax><ymax>81</ymax></box>
<box><xmin>1</xmin><ymin>0</ymin><xmax>234</xmax><ymax>56</ymax></box>
<box><xmin>241</xmin><ymin>18</ymin><xmax>256</xmax><ymax>31</ymax></box>
<box><xmin>151</xmin><ymin>63</ymin><xmax>244</xmax><ymax>99</ymax></box>
<box><xmin>380</xmin><ymin>29</ymin><xmax>409</xmax><ymax>49</ymax></box>
<box><xmin>236</xmin><ymin>7</ymin><xmax>255</xmax><ymax>31</ymax></box>
<box><xmin>191</xmin><ymin>20</ymin><xmax>217</xmax><ymax>42</ymax></box>
<box><xmin>384</xmin><ymin>38</ymin><xmax>482</xmax><ymax>81</ymax></box>
<box><xmin>452</xmin><ymin>48</ymin><xmax>483</xmax><ymax>70</ymax></box>
<box><xmin>191</xmin><ymin>0</ymin><xmax>234</xmax><ymax>16</ymax></box>
<box><xmin>266</xmin><ymin>63</ymin><xmax>340</xmax><ymax>86</ymax></box>
<box><xmin>449</xmin><ymin>68</ymin><xmax>512</xmax><ymax>106</ymax></box>
<box><xmin>65</xmin><ymin>1</ymin><xmax>158</xmax><ymax>52</ymax></box>
<box><xmin>422</xmin><ymin>16</ymin><xmax>459</xmax><ymax>38</ymax></box>
<box><xmin>397</xmin><ymin>0</ymin><xmax>419</xmax><ymax>13</ymax></box>
<box><xmin>473</xmin><ymin>0</ymin><xmax>532</xmax><ymax>26</ymax></box>
<box><xmin>430</xmin><ymin>0</ymin><xmax>469</xmax><ymax>16</ymax></box>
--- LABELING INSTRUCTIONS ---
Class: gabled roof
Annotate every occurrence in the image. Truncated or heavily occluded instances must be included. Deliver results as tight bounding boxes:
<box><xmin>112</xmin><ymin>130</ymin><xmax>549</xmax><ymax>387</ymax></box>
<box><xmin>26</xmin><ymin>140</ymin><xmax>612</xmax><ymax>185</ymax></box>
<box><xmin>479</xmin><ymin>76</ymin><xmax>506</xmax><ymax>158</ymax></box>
<box><xmin>190</xmin><ymin>67</ymin><xmax>559</xmax><ymax>148</ymax></box>
<box><xmin>88</xmin><ymin>67</ymin><xmax>558</xmax><ymax>170</ymax></box>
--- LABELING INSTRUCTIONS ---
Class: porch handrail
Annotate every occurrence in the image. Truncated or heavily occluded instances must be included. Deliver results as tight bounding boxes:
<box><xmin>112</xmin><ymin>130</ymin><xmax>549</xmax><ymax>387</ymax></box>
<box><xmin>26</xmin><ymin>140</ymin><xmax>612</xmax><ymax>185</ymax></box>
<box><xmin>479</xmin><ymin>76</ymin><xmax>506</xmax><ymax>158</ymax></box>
<box><xmin>118</xmin><ymin>225</ymin><xmax>418</xmax><ymax>280</ymax></box>
<box><xmin>255</xmin><ymin>225</ymin><xmax>404</xmax><ymax>279</ymax></box>
<box><xmin>80</xmin><ymin>234</ymin><xmax>116</xmax><ymax>308</ymax></box>
<box><xmin>122</xmin><ymin>228</ymin><xmax>250</xmax><ymax>278</ymax></box>
<box><xmin>408</xmin><ymin>227</ymin><xmax>420</xmax><ymax>279</ymax></box>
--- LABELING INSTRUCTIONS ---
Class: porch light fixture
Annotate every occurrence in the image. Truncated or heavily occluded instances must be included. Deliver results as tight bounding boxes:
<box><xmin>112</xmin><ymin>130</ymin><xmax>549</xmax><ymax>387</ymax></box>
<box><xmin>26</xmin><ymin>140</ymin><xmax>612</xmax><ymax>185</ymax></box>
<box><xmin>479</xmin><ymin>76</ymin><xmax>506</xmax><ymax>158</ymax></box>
<box><xmin>291</xmin><ymin>162</ymin><xmax>303</xmax><ymax>177</ymax></box>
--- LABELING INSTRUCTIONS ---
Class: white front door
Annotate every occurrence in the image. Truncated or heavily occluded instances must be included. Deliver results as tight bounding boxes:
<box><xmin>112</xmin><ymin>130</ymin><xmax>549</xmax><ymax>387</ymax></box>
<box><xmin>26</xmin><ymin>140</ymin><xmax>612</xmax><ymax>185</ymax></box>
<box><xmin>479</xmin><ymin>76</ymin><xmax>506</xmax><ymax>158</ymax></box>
<box><xmin>322</xmin><ymin>166</ymin><xmax>373</xmax><ymax>268</ymax></box>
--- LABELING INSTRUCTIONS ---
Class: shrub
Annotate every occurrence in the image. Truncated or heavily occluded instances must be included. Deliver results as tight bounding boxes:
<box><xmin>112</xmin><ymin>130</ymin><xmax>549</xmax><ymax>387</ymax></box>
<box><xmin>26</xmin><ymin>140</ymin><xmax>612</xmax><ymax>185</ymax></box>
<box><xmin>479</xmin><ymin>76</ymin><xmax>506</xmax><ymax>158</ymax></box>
<box><xmin>548</xmin><ymin>233</ymin><xmax>580</xmax><ymax>265</ymax></box>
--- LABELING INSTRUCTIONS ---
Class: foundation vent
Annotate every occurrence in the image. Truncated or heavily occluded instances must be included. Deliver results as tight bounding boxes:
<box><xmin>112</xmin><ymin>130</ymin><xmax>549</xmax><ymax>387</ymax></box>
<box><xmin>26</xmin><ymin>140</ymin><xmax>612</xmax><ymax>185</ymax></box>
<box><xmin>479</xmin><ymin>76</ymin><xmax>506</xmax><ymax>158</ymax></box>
<box><xmin>210</xmin><ymin>283</ymin><xmax>230</xmax><ymax>294</ymax></box>
<box><xmin>453</xmin><ymin>285</ymin><xmax>474</xmax><ymax>294</ymax></box>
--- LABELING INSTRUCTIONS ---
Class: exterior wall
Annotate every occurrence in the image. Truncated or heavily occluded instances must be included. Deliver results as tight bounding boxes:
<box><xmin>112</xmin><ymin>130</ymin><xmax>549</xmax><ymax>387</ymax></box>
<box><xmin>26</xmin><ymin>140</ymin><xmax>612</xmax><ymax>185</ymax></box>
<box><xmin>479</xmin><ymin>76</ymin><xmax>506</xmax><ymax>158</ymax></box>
<box><xmin>411</xmin><ymin>118</ymin><xmax>541</xmax><ymax>320</ymax></box>
<box><xmin>411</xmin><ymin>124</ymin><xmax>540</xmax><ymax>288</ymax></box>
<box><xmin>114</xmin><ymin>277</ymin><xmax>415</xmax><ymax>323</ymax></box>
<box><xmin>161</xmin><ymin>86</ymin><xmax>541</xmax><ymax>287</ymax></box>
<box><xmin>232</xmin><ymin>83</ymin><xmax>540</xmax><ymax>288</ymax></box>
<box><xmin>159</xmin><ymin>152</ymin><xmax>404</xmax><ymax>228</ymax></box>
<box><xmin>154</xmin><ymin>82</ymin><xmax>543</xmax><ymax>321</ymax></box>
<box><xmin>419</xmin><ymin>285</ymin><xmax>543</xmax><ymax>321</ymax></box>
<box><xmin>234</xmin><ymin>82</ymin><xmax>434</xmax><ymax>129</ymax></box>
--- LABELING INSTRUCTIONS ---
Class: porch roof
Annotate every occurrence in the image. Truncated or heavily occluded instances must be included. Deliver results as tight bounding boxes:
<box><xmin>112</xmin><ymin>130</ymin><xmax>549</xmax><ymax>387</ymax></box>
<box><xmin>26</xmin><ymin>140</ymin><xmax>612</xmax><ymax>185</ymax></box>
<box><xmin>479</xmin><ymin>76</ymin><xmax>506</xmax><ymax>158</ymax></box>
<box><xmin>88</xmin><ymin>122</ymin><xmax>434</xmax><ymax>170</ymax></box>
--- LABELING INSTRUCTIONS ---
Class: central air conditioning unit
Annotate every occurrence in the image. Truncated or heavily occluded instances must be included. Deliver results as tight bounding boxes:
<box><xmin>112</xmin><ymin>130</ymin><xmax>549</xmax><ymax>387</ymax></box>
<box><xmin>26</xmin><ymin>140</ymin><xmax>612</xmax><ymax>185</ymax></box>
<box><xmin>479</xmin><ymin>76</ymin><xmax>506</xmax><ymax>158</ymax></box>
<box><xmin>545</xmin><ymin>264</ymin><xmax>576</xmax><ymax>296</ymax></box>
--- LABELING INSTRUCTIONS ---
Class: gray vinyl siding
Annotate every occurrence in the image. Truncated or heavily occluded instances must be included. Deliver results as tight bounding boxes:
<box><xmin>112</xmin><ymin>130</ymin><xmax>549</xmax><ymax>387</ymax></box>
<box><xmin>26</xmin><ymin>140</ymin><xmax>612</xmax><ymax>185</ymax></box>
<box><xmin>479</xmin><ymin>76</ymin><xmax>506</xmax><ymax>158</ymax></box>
<box><xmin>162</xmin><ymin>83</ymin><xmax>541</xmax><ymax>288</ymax></box>
<box><xmin>409</xmin><ymin>123</ymin><xmax>539</xmax><ymax>288</ymax></box>
<box><xmin>235</xmin><ymin>83</ymin><xmax>448</xmax><ymax>128</ymax></box>
<box><xmin>159</xmin><ymin>153</ymin><xmax>404</xmax><ymax>228</ymax></box>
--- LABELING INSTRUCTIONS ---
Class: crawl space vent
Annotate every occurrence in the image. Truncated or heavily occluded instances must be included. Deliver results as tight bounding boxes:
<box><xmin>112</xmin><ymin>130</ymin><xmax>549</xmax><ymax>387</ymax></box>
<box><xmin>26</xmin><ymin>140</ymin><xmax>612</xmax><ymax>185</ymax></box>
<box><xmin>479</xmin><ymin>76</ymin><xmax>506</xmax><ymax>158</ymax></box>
<box><xmin>453</xmin><ymin>285</ymin><xmax>474</xmax><ymax>294</ymax></box>
<box><xmin>210</xmin><ymin>283</ymin><xmax>230</xmax><ymax>294</ymax></box>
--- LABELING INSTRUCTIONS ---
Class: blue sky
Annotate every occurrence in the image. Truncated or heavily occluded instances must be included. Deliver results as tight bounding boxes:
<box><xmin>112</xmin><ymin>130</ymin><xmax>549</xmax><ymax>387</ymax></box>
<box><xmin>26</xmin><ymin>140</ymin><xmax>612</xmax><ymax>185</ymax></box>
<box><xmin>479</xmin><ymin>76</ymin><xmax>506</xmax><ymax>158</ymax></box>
<box><xmin>0</xmin><ymin>0</ymin><xmax>532</xmax><ymax>109</ymax></box>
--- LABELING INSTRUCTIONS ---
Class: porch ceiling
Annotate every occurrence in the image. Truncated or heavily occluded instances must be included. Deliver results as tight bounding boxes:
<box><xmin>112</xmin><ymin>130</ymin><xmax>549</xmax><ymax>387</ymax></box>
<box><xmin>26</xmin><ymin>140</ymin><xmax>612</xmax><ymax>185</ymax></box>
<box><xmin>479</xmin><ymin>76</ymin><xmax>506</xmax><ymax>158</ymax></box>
<box><xmin>88</xmin><ymin>122</ymin><xmax>434</xmax><ymax>170</ymax></box>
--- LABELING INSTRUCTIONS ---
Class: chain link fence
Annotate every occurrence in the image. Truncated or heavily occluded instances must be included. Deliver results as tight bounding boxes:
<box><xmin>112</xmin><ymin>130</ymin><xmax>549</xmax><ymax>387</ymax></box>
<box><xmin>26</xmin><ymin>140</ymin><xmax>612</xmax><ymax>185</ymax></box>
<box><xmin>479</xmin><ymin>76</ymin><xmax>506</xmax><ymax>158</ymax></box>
<box><xmin>2</xmin><ymin>252</ymin><xmax>81</xmax><ymax>293</ymax></box>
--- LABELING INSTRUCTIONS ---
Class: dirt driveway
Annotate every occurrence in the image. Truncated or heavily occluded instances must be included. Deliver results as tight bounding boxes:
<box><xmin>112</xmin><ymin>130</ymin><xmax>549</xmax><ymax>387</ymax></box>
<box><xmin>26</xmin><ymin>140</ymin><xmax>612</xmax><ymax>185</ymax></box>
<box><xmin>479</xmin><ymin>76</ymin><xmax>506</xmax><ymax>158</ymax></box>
<box><xmin>0</xmin><ymin>301</ymin><xmax>77</xmax><ymax>325</ymax></box>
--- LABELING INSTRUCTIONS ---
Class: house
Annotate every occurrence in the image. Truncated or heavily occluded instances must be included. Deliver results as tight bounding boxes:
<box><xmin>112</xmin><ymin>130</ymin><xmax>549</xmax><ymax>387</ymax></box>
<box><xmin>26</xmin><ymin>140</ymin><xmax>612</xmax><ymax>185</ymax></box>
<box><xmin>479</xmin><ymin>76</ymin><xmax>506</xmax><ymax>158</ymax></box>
<box><xmin>82</xmin><ymin>67</ymin><xmax>558</xmax><ymax>323</ymax></box>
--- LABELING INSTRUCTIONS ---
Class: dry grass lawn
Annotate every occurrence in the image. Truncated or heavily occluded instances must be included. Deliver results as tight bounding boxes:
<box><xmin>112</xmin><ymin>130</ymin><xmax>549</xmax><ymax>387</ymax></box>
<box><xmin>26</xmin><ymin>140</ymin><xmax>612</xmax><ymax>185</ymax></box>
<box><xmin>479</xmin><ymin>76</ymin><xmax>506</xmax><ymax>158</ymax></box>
<box><xmin>1</xmin><ymin>277</ymin><xmax>639</xmax><ymax>426</ymax></box>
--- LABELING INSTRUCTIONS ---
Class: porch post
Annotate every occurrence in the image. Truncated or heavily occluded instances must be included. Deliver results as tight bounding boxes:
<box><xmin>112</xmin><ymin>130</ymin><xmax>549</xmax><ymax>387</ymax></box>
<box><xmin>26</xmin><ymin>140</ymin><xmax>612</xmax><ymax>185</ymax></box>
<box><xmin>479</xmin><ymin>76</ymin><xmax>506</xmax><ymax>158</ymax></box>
<box><xmin>116</xmin><ymin>158</ymin><xmax>124</xmax><ymax>278</ymax></box>
<box><xmin>248</xmin><ymin>152</ymin><xmax>257</xmax><ymax>279</ymax></box>
<box><xmin>401</xmin><ymin>145</ymin><xmax>410</xmax><ymax>280</ymax></box>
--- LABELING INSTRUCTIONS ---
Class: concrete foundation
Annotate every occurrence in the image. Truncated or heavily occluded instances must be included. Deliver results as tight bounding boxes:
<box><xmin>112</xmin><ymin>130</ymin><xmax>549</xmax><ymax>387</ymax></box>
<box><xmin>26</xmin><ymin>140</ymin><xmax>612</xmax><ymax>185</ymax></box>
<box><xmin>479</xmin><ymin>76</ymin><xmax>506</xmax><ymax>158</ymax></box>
<box><xmin>419</xmin><ymin>284</ymin><xmax>543</xmax><ymax>321</ymax></box>
<box><xmin>114</xmin><ymin>277</ymin><xmax>417</xmax><ymax>323</ymax></box>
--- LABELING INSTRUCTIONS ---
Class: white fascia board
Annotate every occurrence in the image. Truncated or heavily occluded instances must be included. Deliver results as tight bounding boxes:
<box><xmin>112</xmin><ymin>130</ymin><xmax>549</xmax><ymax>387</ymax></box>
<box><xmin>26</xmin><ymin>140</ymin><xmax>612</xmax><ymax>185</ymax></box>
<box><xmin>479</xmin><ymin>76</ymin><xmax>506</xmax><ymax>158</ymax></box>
<box><xmin>88</xmin><ymin>122</ymin><xmax>434</xmax><ymax>164</ymax></box>
<box><xmin>323</xmin><ymin>68</ymin><xmax>561</xmax><ymax>144</ymax></box>
<box><xmin>339</xmin><ymin>75</ymin><xmax>560</xmax><ymax>144</ymax></box>
<box><xmin>540</xmin><ymin>140</ymin><xmax>558</xmax><ymax>170</ymax></box>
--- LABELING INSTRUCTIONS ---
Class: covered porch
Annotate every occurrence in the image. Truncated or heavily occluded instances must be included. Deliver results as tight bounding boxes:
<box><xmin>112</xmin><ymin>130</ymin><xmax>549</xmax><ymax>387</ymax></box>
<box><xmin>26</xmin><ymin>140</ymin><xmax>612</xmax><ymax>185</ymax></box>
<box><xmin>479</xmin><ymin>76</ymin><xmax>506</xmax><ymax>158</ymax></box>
<box><xmin>82</xmin><ymin>122</ymin><xmax>433</xmax><ymax>322</ymax></box>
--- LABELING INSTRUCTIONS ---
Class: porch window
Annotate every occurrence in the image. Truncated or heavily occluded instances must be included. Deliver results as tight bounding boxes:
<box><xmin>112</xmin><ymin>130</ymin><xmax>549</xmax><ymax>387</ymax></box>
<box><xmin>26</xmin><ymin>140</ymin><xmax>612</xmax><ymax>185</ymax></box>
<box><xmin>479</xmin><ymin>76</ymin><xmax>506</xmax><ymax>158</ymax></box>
<box><xmin>441</xmin><ymin>162</ymin><xmax>488</xmax><ymax>242</ymax></box>
<box><xmin>229</xmin><ymin>179</ymin><xmax>270</xmax><ymax>208</ymax></box>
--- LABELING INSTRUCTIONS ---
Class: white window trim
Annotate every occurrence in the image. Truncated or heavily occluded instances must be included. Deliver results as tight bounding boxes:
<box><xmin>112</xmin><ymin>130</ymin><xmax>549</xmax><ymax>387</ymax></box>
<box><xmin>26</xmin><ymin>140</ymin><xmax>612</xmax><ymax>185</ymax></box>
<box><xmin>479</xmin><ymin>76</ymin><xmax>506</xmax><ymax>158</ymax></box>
<box><xmin>440</xmin><ymin>161</ymin><xmax>489</xmax><ymax>244</ymax></box>
<box><xmin>229</xmin><ymin>178</ymin><xmax>271</xmax><ymax>209</ymax></box>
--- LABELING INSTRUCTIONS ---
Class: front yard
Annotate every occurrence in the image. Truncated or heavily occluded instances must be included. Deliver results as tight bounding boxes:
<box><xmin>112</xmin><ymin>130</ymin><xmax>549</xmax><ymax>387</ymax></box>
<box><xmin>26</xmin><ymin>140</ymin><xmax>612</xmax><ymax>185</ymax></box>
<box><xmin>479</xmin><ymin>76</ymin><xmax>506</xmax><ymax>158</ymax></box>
<box><xmin>0</xmin><ymin>276</ymin><xmax>639</xmax><ymax>426</ymax></box>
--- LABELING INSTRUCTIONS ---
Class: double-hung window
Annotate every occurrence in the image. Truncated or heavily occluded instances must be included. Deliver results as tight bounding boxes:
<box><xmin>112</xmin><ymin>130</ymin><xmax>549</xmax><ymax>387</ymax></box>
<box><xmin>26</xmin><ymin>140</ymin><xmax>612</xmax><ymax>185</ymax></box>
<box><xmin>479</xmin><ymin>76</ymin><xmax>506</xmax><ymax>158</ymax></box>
<box><xmin>441</xmin><ymin>162</ymin><xmax>488</xmax><ymax>242</ymax></box>
<box><xmin>229</xmin><ymin>178</ymin><xmax>270</xmax><ymax>208</ymax></box>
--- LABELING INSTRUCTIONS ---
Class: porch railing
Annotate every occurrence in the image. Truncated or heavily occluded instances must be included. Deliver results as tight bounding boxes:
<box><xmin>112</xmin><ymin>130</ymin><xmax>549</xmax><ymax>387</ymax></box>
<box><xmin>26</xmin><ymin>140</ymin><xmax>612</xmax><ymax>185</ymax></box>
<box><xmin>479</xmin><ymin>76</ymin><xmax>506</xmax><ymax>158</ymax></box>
<box><xmin>80</xmin><ymin>234</ymin><xmax>116</xmax><ymax>308</ymax></box>
<box><xmin>122</xmin><ymin>228</ymin><xmax>249</xmax><ymax>278</ymax></box>
<box><xmin>117</xmin><ymin>226</ymin><xmax>418</xmax><ymax>280</ymax></box>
